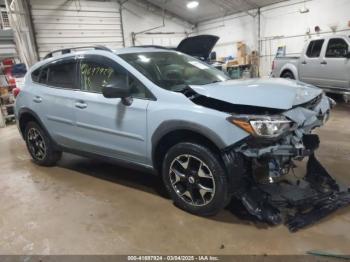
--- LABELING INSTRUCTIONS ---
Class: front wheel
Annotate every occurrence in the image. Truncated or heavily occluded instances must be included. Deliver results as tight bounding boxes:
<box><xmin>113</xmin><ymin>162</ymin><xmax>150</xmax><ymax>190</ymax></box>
<box><xmin>162</xmin><ymin>142</ymin><xmax>230</xmax><ymax>216</ymax></box>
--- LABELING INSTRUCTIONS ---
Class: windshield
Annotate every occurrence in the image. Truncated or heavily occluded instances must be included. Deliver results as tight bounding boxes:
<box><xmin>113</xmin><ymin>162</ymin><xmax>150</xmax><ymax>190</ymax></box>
<box><xmin>119</xmin><ymin>51</ymin><xmax>229</xmax><ymax>92</ymax></box>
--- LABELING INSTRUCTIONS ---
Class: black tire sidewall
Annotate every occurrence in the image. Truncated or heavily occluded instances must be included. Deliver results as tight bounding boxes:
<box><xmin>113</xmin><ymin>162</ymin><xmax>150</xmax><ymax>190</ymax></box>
<box><xmin>162</xmin><ymin>142</ymin><xmax>229</xmax><ymax>216</ymax></box>
<box><xmin>25</xmin><ymin>121</ymin><xmax>60</xmax><ymax>166</ymax></box>
<box><xmin>282</xmin><ymin>71</ymin><xmax>295</xmax><ymax>79</ymax></box>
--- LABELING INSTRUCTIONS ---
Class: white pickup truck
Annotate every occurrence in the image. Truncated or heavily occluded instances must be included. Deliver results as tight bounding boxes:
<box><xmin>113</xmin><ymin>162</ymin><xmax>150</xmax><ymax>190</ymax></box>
<box><xmin>271</xmin><ymin>35</ymin><xmax>350</xmax><ymax>97</ymax></box>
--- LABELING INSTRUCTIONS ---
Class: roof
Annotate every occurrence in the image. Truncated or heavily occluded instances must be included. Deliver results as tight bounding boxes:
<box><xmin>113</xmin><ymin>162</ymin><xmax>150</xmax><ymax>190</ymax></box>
<box><xmin>31</xmin><ymin>47</ymin><xmax>175</xmax><ymax>71</ymax></box>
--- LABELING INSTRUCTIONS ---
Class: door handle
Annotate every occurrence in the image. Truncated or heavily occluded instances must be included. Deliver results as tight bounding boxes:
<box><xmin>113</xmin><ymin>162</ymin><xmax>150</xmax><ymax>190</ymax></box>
<box><xmin>33</xmin><ymin>96</ymin><xmax>42</xmax><ymax>103</ymax></box>
<box><xmin>301</xmin><ymin>61</ymin><xmax>307</xmax><ymax>65</ymax></box>
<box><xmin>320</xmin><ymin>61</ymin><xmax>327</xmax><ymax>65</ymax></box>
<box><xmin>75</xmin><ymin>101</ymin><xmax>87</xmax><ymax>109</ymax></box>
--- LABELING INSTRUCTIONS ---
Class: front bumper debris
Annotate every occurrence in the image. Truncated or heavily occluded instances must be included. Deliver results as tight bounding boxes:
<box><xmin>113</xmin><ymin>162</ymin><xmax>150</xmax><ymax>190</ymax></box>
<box><xmin>258</xmin><ymin>156</ymin><xmax>350</xmax><ymax>232</ymax></box>
<box><xmin>286</xmin><ymin>190</ymin><xmax>350</xmax><ymax>232</ymax></box>
<box><xmin>249</xmin><ymin>154</ymin><xmax>350</xmax><ymax>232</ymax></box>
<box><xmin>223</xmin><ymin>136</ymin><xmax>350</xmax><ymax>232</ymax></box>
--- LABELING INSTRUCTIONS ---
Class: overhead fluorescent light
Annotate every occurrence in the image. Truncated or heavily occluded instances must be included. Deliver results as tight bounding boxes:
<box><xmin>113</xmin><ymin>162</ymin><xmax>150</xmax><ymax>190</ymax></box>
<box><xmin>187</xmin><ymin>1</ymin><xmax>199</xmax><ymax>9</ymax></box>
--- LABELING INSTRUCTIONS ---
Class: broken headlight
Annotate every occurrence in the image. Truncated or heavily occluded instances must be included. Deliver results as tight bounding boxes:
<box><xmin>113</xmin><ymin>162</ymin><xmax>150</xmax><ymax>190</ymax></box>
<box><xmin>228</xmin><ymin>115</ymin><xmax>293</xmax><ymax>138</ymax></box>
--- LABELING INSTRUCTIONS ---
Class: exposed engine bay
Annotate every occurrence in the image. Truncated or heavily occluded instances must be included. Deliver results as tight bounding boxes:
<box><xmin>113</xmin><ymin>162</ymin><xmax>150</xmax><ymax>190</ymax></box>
<box><xmin>183</xmin><ymin>84</ymin><xmax>350</xmax><ymax>232</ymax></box>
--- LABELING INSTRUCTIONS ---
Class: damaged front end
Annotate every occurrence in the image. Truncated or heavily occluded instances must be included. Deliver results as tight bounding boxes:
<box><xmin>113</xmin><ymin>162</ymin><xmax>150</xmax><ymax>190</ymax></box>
<box><xmin>222</xmin><ymin>93</ymin><xmax>350</xmax><ymax>231</ymax></box>
<box><xmin>182</xmin><ymin>79</ymin><xmax>349</xmax><ymax>231</ymax></box>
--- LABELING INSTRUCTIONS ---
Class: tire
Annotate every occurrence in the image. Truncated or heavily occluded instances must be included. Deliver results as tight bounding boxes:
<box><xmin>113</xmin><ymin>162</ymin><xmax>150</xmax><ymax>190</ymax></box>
<box><xmin>25</xmin><ymin>121</ymin><xmax>62</xmax><ymax>166</ymax></box>
<box><xmin>281</xmin><ymin>71</ymin><xmax>295</xmax><ymax>79</ymax></box>
<box><xmin>162</xmin><ymin>142</ymin><xmax>230</xmax><ymax>216</ymax></box>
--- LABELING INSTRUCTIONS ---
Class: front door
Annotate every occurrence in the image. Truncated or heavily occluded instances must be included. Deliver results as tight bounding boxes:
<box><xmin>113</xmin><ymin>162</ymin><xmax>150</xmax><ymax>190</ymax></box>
<box><xmin>299</xmin><ymin>39</ymin><xmax>325</xmax><ymax>86</ymax></box>
<box><xmin>318</xmin><ymin>37</ymin><xmax>350</xmax><ymax>89</ymax></box>
<box><xmin>73</xmin><ymin>55</ymin><xmax>151</xmax><ymax>165</ymax></box>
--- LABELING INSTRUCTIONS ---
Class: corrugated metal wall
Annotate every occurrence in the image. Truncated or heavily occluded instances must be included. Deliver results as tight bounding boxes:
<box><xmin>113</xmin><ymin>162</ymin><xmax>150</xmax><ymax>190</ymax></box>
<box><xmin>0</xmin><ymin>29</ymin><xmax>17</xmax><ymax>59</ymax></box>
<box><xmin>29</xmin><ymin>0</ymin><xmax>123</xmax><ymax>59</ymax></box>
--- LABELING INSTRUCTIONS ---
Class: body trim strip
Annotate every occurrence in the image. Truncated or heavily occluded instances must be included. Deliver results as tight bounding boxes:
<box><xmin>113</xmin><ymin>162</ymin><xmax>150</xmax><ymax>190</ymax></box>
<box><xmin>47</xmin><ymin>115</ymin><xmax>74</xmax><ymax>125</ymax></box>
<box><xmin>76</xmin><ymin>121</ymin><xmax>144</xmax><ymax>141</ymax></box>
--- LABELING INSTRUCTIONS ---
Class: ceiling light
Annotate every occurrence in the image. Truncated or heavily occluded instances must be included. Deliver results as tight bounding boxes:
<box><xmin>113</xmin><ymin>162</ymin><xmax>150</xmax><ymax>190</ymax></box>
<box><xmin>187</xmin><ymin>1</ymin><xmax>199</xmax><ymax>9</ymax></box>
<box><xmin>138</xmin><ymin>55</ymin><xmax>150</xmax><ymax>63</ymax></box>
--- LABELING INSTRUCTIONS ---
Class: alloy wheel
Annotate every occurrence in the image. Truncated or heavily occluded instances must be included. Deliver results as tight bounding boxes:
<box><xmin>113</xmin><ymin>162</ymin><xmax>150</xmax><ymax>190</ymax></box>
<box><xmin>27</xmin><ymin>128</ymin><xmax>47</xmax><ymax>160</ymax></box>
<box><xmin>169</xmin><ymin>154</ymin><xmax>216</xmax><ymax>206</ymax></box>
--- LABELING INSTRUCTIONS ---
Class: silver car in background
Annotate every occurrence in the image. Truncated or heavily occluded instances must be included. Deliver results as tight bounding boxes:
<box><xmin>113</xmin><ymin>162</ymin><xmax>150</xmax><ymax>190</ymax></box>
<box><xmin>271</xmin><ymin>35</ymin><xmax>350</xmax><ymax>98</ymax></box>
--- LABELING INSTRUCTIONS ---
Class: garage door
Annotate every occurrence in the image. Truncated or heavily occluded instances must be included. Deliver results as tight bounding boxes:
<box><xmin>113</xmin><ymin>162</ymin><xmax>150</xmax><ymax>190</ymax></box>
<box><xmin>29</xmin><ymin>0</ymin><xmax>123</xmax><ymax>59</ymax></box>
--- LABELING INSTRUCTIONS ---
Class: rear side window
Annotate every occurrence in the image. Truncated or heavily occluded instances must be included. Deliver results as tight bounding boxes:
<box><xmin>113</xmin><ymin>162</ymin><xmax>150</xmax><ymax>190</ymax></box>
<box><xmin>326</xmin><ymin>38</ymin><xmax>349</xmax><ymax>58</ymax></box>
<box><xmin>306</xmin><ymin>39</ymin><xmax>324</xmax><ymax>58</ymax></box>
<box><xmin>47</xmin><ymin>60</ymin><xmax>77</xmax><ymax>89</ymax></box>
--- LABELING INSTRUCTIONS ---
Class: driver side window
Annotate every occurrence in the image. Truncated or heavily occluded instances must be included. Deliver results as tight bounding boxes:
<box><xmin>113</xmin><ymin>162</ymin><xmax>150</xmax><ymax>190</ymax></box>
<box><xmin>326</xmin><ymin>38</ymin><xmax>349</xmax><ymax>58</ymax></box>
<box><xmin>80</xmin><ymin>57</ymin><xmax>126</xmax><ymax>93</ymax></box>
<box><xmin>79</xmin><ymin>56</ymin><xmax>150</xmax><ymax>99</ymax></box>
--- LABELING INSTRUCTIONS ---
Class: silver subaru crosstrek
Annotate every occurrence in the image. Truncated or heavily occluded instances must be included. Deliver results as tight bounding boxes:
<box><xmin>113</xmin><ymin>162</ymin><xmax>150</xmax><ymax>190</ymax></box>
<box><xmin>15</xmin><ymin>46</ymin><xmax>348</xmax><ymax>231</ymax></box>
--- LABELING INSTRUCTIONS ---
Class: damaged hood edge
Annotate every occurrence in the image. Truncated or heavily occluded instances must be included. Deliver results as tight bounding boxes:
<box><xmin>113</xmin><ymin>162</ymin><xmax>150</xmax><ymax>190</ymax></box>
<box><xmin>189</xmin><ymin>78</ymin><xmax>323</xmax><ymax>110</ymax></box>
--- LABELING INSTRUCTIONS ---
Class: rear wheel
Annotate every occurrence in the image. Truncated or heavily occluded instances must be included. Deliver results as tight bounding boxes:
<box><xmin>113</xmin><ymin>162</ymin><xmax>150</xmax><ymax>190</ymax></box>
<box><xmin>162</xmin><ymin>142</ymin><xmax>230</xmax><ymax>216</ymax></box>
<box><xmin>281</xmin><ymin>71</ymin><xmax>295</xmax><ymax>79</ymax></box>
<box><xmin>25</xmin><ymin>121</ymin><xmax>62</xmax><ymax>166</ymax></box>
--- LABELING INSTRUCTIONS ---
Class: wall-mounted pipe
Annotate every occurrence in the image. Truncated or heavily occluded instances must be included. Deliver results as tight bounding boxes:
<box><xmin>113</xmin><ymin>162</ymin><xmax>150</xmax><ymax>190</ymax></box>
<box><xmin>118</xmin><ymin>0</ymin><xmax>128</xmax><ymax>47</ymax></box>
<box><xmin>131</xmin><ymin>2</ymin><xmax>166</xmax><ymax>46</ymax></box>
<box><xmin>144</xmin><ymin>31</ymin><xmax>187</xmax><ymax>35</ymax></box>
<box><xmin>260</xmin><ymin>27</ymin><xmax>350</xmax><ymax>42</ymax></box>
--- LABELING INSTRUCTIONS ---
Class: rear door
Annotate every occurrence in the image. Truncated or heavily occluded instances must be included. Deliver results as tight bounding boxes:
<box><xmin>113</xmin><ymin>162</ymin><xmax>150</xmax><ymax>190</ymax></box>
<box><xmin>299</xmin><ymin>39</ymin><xmax>325</xmax><ymax>86</ymax></box>
<box><xmin>318</xmin><ymin>37</ymin><xmax>350</xmax><ymax>89</ymax></box>
<box><xmin>73</xmin><ymin>55</ymin><xmax>150</xmax><ymax>165</ymax></box>
<box><xmin>35</xmin><ymin>57</ymin><xmax>82</xmax><ymax>147</ymax></box>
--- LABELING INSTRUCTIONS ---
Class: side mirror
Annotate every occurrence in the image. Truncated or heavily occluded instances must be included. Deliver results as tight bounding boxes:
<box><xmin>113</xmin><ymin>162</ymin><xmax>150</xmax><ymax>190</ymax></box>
<box><xmin>102</xmin><ymin>83</ymin><xmax>130</xmax><ymax>98</ymax></box>
<box><xmin>102</xmin><ymin>82</ymin><xmax>133</xmax><ymax>106</ymax></box>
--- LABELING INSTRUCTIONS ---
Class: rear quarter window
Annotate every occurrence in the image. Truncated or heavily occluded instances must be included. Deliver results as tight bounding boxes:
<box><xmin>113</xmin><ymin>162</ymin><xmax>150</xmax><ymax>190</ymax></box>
<box><xmin>31</xmin><ymin>68</ymin><xmax>41</xmax><ymax>82</ymax></box>
<box><xmin>39</xmin><ymin>67</ymin><xmax>48</xmax><ymax>84</ymax></box>
<box><xmin>31</xmin><ymin>66</ymin><xmax>48</xmax><ymax>84</ymax></box>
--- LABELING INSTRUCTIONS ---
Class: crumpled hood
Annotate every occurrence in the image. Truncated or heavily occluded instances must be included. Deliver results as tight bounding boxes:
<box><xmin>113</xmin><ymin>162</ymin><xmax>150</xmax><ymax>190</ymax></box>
<box><xmin>190</xmin><ymin>78</ymin><xmax>323</xmax><ymax>110</ymax></box>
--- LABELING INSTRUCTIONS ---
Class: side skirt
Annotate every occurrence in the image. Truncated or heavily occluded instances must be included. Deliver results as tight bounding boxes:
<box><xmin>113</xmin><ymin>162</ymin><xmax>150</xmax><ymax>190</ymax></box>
<box><xmin>58</xmin><ymin>145</ymin><xmax>157</xmax><ymax>175</ymax></box>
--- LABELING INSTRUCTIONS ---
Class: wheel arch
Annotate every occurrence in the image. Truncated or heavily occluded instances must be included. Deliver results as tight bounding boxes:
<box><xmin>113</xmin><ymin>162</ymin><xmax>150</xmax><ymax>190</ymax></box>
<box><xmin>151</xmin><ymin>121</ymin><xmax>226</xmax><ymax>173</ymax></box>
<box><xmin>280</xmin><ymin>63</ymin><xmax>298</xmax><ymax>80</ymax></box>
<box><xmin>17</xmin><ymin>108</ymin><xmax>54</xmax><ymax>146</ymax></box>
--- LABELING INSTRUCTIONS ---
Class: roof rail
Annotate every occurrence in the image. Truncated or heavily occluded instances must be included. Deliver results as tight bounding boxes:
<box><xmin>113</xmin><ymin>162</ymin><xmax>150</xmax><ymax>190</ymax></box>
<box><xmin>43</xmin><ymin>45</ymin><xmax>113</xmax><ymax>60</ymax></box>
<box><xmin>133</xmin><ymin>45</ymin><xmax>172</xmax><ymax>50</ymax></box>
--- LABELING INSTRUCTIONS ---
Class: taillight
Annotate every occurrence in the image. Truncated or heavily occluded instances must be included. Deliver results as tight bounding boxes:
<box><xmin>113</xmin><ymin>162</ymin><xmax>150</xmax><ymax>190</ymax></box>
<box><xmin>13</xmin><ymin>87</ymin><xmax>20</xmax><ymax>98</ymax></box>
<box><xmin>271</xmin><ymin>60</ymin><xmax>275</xmax><ymax>70</ymax></box>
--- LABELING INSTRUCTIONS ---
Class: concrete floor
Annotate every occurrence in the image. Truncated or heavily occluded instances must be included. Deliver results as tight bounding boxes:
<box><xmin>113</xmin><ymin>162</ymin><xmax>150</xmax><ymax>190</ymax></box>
<box><xmin>0</xmin><ymin>103</ymin><xmax>350</xmax><ymax>255</ymax></box>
